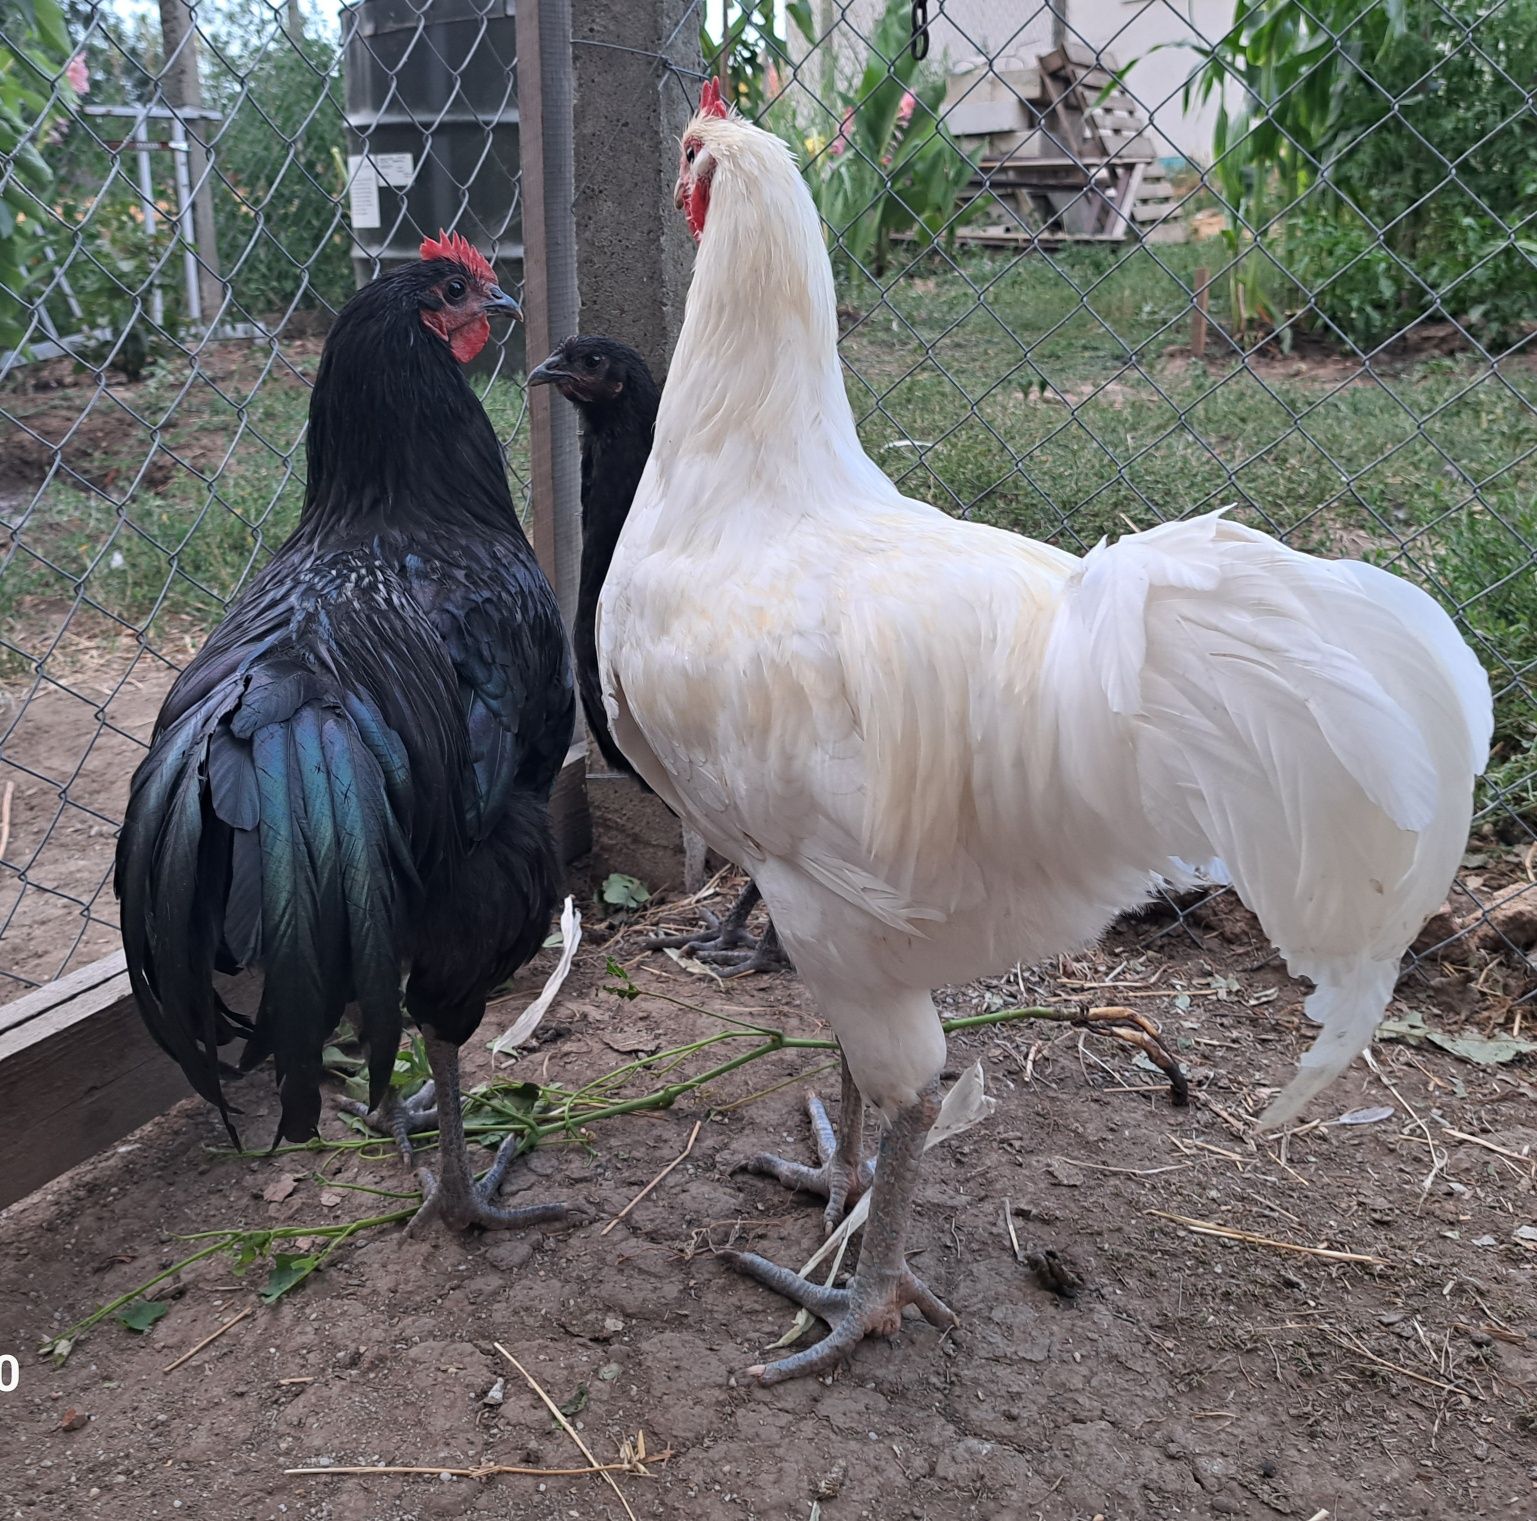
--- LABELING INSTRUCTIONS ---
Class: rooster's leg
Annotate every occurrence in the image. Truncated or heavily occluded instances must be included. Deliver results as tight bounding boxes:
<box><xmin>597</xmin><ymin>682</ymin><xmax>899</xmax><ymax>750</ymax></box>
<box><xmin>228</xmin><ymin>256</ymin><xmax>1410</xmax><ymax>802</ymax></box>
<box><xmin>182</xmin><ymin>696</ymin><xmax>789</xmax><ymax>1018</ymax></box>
<box><xmin>739</xmin><ymin>1054</ymin><xmax>874</xmax><ymax>1233</ymax></box>
<box><xmin>407</xmin><ymin>1035</ymin><xmax>576</xmax><ymax>1235</ymax></box>
<box><xmin>697</xmin><ymin>917</ymin><xmax>795</xmax><ymax>978</ymax></box>
<box><xmin>682</xmin><ymin>825</ymin><xmax>709</xmax><ymax>895</ymax></box>
<box><xmin>722</xmin><ymin>1078</ymin><xmax>956</xmax><ymax>1384</ymax></box>
<box><xmin>647</xmin><ymin>881</ymin><xmax>793</xmax><ymax>975</ymax></box>
<box><xmin>340</xmin><ymin>1082</ymin><xmax>439</xmax><ymax>1166</ymax></box>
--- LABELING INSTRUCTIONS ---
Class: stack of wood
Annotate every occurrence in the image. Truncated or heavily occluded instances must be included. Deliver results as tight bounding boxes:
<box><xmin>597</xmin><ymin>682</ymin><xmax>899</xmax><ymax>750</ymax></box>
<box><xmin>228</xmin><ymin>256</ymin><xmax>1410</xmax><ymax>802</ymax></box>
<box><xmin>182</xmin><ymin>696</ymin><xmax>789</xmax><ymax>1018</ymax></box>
<box><xmin>941</xmin><ymin>44</ymin><xmax>1188</xmax><ymax>247</ymax></box>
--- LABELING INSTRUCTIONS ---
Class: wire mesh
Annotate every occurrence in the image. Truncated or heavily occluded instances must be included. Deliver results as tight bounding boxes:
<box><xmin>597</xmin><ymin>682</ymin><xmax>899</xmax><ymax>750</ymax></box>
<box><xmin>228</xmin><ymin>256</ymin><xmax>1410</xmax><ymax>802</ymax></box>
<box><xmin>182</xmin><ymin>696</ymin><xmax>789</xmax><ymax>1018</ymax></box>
<box><xmin>1</xmin><ymin>0</ymin><xmax>1533</xmax><ymax>1014</ymax></box>
<box><xmin>684</xmin><ymin>0</ymin><xmax>1537</xmax><ymax>1006</ymax></box>
<box><xmin>0</xmin><ymin>0</ymin><xmax>535</xmax><ymax>991</ymax></box>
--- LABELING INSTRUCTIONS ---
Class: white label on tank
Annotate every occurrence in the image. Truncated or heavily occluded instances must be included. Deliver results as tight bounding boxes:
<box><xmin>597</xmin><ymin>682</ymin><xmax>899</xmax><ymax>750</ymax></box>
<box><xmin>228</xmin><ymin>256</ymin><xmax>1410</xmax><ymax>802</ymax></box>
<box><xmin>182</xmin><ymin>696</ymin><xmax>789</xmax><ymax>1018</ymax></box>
<box><xmin>372</xmin><ymin>152</ymin><xmax>415</xmax><ymax>187</ymax></box>
<box><xmin>347</xmin><ymin>156</ymin><xmax>381</xmax><ymax>230</ymax></box>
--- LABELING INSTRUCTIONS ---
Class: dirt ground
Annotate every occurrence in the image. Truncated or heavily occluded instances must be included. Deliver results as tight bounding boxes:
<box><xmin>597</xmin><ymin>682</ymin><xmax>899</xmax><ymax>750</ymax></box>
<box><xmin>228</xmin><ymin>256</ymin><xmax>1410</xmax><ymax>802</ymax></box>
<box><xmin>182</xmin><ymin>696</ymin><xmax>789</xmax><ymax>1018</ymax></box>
<box><xmin>0</xmin><ymin>627</ymin><xmax>184</xmax><ymax>991</ymax></box>
<box><xmin>2</xmin><ymin>867</ymin><xmax>1535</xmax><ymax>1521</ymax></box>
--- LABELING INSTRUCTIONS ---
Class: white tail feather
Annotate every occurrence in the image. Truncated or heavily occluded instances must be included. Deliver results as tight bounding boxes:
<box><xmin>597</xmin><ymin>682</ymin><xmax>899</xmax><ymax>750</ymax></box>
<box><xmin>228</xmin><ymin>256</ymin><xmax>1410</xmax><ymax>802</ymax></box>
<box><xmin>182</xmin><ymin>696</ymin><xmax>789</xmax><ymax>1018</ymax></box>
<box><xmin>1045</xmin><ymin>511</ymin><xmax>1492</xmax><ymax>1127</ymax></box>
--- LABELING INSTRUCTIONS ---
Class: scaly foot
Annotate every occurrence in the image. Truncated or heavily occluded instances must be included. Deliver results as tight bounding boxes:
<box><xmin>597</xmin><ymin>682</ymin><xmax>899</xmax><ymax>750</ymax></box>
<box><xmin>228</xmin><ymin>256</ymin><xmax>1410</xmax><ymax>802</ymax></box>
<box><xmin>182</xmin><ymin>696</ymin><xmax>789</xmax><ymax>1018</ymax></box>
<box><xmin>740</xmin><ymin>1089</ymin><xmax>874</xmax><ymax>1235</ymax></box>
<box><xmin>647</xmin><ymin>882</ymin><xmax>792</xmax><ymax>976</ymax></box>
<box><xmin>720</xmin><ymin>1250</ymin><xmax>956</xmax><ymax>1384</ymax></box>
<box><xmin>407</xmin><ymin>1130</ymin><xmax>576</xmax><ymax>1235</ymax></box>
<box><xmin>381</xmin><ymin>1034</ymin><xmax>582</xmax><ymax>1237</ymax></box>
<box><xmin>340</xmin><ymin>1081</ymin><xmax>440</xmax><ymax>1165</ymax></box>
<box><xmin>694</xmin><ymin>920</ymin><xmax>794</xmax><ymax>977</ymax></box>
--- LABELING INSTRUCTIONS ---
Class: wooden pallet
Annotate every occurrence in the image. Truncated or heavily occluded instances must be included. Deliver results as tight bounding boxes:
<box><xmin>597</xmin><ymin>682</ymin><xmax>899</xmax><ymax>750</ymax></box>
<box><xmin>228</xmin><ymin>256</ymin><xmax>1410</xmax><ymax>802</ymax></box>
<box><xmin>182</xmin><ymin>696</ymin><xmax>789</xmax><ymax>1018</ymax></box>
<box><xmin>943</xmin><ymin>48</ymin><xmax>1182</xmax><ymax>245</ymax></box>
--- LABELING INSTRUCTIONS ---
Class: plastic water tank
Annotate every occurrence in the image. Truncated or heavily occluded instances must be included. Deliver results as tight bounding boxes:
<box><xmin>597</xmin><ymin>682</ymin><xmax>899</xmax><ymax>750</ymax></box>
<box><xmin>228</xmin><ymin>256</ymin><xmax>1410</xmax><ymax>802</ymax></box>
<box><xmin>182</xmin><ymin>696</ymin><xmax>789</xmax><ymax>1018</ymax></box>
<box><xmin>341</xmin><ymin>0</ymin><xmax>523</xmax><ymax>371</ymax></box>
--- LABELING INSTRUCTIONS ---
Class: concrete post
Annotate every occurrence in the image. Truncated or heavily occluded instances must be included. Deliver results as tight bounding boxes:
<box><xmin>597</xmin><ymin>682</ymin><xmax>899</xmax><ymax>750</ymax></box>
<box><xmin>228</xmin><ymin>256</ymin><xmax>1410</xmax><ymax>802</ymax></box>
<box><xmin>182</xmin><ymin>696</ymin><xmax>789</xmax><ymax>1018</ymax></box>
<box><xmin>569</xmin><ymin>1</ymin><xmax>701</xmax><ymax>890</ymax></box>
<box><xmin>571</xmin><ymin>0</ymin><xmax>699</xmax><ymax>366</ymax></box>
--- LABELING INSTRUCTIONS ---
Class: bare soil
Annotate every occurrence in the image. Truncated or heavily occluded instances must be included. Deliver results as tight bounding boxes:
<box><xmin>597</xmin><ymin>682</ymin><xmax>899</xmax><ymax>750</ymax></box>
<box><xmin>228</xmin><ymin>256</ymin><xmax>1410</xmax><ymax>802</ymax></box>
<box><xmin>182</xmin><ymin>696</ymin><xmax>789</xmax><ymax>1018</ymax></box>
<box><xmin>0</xmin><ymin>630</ymin><xmax>181</xmax><ymax>991</ymax></box>
<box><xmin>2</xmin><ymin>879</ymin><xmax>1535</xmax><ymax>1521</ymax></box>
<box><xmin>0</xmin><ymin>343</ymin><xmax>321</xmax><ymax>498</ymax></box>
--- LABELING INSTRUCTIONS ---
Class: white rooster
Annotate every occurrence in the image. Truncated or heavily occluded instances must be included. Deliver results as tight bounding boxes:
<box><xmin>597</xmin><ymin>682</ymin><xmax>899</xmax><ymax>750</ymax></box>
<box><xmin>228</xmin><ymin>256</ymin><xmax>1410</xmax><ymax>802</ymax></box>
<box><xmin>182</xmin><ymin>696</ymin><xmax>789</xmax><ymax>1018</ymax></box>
<box><xmin>597</xmin><ymin>80</ymin><xmax>1493</xmax><ymax>1384</ymax></box>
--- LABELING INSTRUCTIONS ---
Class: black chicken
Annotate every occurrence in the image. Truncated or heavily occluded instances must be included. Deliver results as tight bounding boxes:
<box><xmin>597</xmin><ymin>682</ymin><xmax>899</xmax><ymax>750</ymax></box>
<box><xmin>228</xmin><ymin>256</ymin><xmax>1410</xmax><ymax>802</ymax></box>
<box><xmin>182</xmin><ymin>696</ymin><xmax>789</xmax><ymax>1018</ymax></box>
<box><xmin>116</xmin><ymin>233</ymin><xmax>578</xmax><ymax>1234</ymax></box>
<box><xmin>527</xmin><ymin>335</ymin><xmax>787</xmax><ymax>976</ymax></box>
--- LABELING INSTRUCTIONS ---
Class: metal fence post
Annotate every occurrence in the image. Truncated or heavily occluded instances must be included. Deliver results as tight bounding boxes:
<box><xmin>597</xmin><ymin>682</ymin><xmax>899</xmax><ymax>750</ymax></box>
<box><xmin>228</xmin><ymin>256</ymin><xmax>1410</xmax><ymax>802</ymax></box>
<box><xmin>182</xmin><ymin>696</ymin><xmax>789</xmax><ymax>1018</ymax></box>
<box><xmin>154</xmin><ymin>0</ymin><xmax>222</xmax><ymax>330</ymax></box>
<box><xmin>572</xmin><ymin>0</ymin><xmax>700</xmax><ymax>370</ymax></box>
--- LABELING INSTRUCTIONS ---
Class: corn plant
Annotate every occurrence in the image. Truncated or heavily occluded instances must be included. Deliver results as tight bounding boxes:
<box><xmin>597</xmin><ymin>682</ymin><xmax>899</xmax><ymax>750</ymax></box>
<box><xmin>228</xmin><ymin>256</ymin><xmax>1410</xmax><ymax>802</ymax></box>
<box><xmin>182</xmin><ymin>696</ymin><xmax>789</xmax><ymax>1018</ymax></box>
<box><xmin>770</xmin><ymin>0</ymin><xmax>978</xmax><ymax>278</ymax></box>
<box><xmin>1161</xmin><ymin>0</ymin><xmax>1408</xmax><ymax>336</ymax></box>
<box><xmin>0</xmin><ymin>0</ymin><xmax>78</xmax><ymax>351</ymax></box>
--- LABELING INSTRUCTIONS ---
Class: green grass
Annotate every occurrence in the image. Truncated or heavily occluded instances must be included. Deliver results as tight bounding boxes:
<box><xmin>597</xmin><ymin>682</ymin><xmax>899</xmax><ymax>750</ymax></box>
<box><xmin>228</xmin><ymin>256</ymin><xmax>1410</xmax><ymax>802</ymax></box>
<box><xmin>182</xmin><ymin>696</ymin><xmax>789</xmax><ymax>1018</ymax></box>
<box><xmin>0</xmin><ymin>355</ymin><xmax>532</xmax><ymax>665</ymax></box>
<box><xmin>834</xmin><ymin>243</ymin><xmax>1537</xmax><ymax>826</ymax></box>
<box><xmin>2</xmin><ymin>243</ymin><xmax>1532</xmax><ymax>821</ymax></box>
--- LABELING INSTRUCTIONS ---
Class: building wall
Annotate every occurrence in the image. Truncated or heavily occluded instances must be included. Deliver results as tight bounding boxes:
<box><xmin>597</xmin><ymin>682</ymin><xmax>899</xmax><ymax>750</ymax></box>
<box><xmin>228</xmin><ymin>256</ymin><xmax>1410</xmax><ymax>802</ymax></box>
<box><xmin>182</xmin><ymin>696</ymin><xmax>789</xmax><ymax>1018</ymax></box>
<box><xmin>819</xmin><ymin>0</ymin><xmax>1236</xmax><ymax>162</ymax></box>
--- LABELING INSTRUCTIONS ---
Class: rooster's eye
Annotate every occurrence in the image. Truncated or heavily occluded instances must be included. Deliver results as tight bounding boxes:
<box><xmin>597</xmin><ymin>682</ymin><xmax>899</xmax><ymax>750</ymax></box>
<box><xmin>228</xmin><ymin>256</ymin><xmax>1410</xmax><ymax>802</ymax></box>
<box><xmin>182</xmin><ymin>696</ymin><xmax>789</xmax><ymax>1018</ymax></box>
<box><xmin>685</xmin><ymin>145</ymin><xmax>696</xmax><ymax>165</ymax></box>
<box><xmin>583</xmin><ymin>355</ymin><xmax>599</xmax><ymax>369</ymax></box>
<box><xmin>444</xmin><ymin>278</ymin><xmax>467</xmax><ymax>302</ymax></box>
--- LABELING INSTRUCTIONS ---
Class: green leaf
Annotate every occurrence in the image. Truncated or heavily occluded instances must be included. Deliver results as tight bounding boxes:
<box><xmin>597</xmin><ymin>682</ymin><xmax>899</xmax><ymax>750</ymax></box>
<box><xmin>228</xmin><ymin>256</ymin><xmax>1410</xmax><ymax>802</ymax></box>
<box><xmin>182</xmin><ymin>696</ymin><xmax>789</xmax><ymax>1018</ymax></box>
<box><xmin>116</xmin><ymin>1298</ymin><xmax>169</xmax><ymax>1334</ymax></box>
<box><xmin>601</xmin><ymin>873</ymin><xmax>651</xmax><ymax>910</ymax></box>
<box><xmin>603</xmin><ymin>958</ymin><xmax>640</xmax><ymax>1001</ymax></box>
<box><xmin>321</xmin><ymin>1043</ymin><xmax>365</xmax><ymax>1075</ymax></box>
<box><xmin>261</xmin><ymin>1252</ymin><xmax>320</xmax><ymax>1303</ymax></box>
<box><xmin>557</xmin><ymin>1383</ymin><xmax>588</xmax><ymax>1419</ymax></box>
<box><xmin>1378</xmin><ymin>1009</ymin><xmax>1537</xmax><ymax>1066</ymax></box>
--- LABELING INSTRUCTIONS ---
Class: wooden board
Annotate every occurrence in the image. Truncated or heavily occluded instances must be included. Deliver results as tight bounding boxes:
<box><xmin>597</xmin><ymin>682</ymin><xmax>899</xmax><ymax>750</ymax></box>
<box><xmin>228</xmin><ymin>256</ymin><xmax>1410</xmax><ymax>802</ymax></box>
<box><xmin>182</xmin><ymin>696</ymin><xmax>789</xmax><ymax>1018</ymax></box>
<box><xmin>0</xmin><ymin>952</ymin><xmax>187</xmax><ymax>1210</ymax></box>
<box><xmin>0</xmin><ymin>744</ymin><xmax>590</xmax><ymax>1211</ymax></box>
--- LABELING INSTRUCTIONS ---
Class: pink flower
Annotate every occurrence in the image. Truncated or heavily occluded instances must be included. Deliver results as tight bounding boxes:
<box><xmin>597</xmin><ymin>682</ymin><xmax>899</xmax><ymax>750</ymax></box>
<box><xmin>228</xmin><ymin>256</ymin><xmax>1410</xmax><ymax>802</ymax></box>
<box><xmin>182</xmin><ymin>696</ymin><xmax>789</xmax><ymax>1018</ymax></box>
<box><xmin>64</xmin><ymin>53</ymin><xmax>89</xmax><ymax>95</ymax></box>
<box><xmin>898</xmin><ymin>90</ymin><xmax>916</xmax><ymax>123</ymax></box>
<box><xmin>828</xmin><ymin>106</ymin><xmax>854</xmax><ymax>157</ymax></box>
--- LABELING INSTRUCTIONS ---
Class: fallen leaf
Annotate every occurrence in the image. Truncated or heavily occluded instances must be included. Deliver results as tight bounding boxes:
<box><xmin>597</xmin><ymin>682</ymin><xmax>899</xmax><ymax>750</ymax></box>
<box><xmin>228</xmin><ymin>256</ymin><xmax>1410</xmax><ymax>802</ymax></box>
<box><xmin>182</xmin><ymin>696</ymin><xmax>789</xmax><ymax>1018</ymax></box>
<box><xmin>116</xmin><ymin>1299</ymin><xmax>169</xmax><ymax>1334</ymax></box>
<box><xmin>262</xmin><ymin>1176</ymin><xmax>299</xmax><ymax>1204</ymax></box>
<box><xmin>1378</xmin><ymin>1009</ymin><xmax>1537</xmax><ymax>1066</ymax></box>
<box><xmin>601</xmin><ymin>873</ymin><xmax>650</xmax><ymax>910</ymax></box>
<box><xmin>261</xmin><ymin>1252</ymin><xmax>319</xmax><ymax>1303</ymax></box>
<box><xmin>600</xmin><ymin>1030</ymin><xmax>661</xmax><ymax>1056</ymax></box>
<box><xmin>662</xmin><ymin>946</ymin><xmax>723</xmax><ymax>980</ymax></box>
<box><xmin>318</xmin><ymin>1189</ymin><xmax>343</xmax><ymax>1208</ymax></box>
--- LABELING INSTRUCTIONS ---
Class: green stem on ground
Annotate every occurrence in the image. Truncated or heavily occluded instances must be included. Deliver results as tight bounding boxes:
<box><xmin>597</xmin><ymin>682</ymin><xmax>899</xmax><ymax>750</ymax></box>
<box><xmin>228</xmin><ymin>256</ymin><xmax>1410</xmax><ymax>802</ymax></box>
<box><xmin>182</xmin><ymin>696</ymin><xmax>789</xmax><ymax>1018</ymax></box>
<box><xmin>50</xmin><ymin>1001</ymin><xmax>1103</xmax><ymax>1358</ymax></box>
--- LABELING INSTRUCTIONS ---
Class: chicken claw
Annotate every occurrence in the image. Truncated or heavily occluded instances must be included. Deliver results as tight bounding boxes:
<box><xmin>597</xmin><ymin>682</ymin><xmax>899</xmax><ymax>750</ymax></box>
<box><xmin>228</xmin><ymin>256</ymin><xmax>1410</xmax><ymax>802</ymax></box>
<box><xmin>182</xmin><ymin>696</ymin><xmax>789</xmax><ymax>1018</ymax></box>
<box><xmin>340</xmin><ymin>1081</ymin><xmax>439</xmax><ymax>1165</ymax></box>
<box><xmin>739</xmin><ymin>1059</ymin><xmax>873</xmax><ymax>1234</ymax></box>
<box><xmin>407</xmin><ymin>1133</ymin><xmax>577</xmax><ymax>1236</ymax></box>
<box><xmin>725</xmin><ymin>1077</ymin><xmax>954</xmax><ymax>1384</ymax></box>
<box><xmin>720</xmin><ymin>1250</ymin><xmax>955</xmax><ymax>1385</ymax></box>
<box><xmin>647</xmin><ymin>882</ymin><xmax>793</xmax><ymax>976</ymax></box>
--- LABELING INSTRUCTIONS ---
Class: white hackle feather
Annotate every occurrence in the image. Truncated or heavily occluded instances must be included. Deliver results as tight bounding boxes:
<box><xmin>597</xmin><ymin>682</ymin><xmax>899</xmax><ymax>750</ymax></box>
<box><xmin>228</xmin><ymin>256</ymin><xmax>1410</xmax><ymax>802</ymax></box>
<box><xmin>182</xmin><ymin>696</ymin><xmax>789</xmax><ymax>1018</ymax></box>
<box><xmin>597</xmin><ymin>108</ymin><xmax>1493</xmax><ymax>1130</ymax></box>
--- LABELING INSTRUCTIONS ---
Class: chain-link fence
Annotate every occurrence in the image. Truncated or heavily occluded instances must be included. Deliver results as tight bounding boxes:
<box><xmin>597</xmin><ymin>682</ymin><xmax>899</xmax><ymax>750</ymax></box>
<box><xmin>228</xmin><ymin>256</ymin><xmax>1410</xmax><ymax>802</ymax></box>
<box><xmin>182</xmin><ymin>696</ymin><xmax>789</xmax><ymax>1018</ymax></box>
<box><xmin>2</xmin><ymin>1</ymin><xmax>1534</xmax><ymax>1015</ymax></box>
<box><xmin>0</xmin><ymin>0</ymin><xmax>547</xmax><ymax>991</ymax></box>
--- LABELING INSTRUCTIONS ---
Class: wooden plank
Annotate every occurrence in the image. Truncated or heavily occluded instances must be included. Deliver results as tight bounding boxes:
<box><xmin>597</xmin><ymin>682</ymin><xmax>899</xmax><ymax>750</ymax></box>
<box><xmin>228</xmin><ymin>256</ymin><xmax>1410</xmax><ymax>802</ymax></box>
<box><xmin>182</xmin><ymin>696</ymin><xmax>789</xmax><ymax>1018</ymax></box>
<box><xmin>0</xmin><ymin>952</ymin><xmax>132</xmax><ymax>1039</ymax></box>
<box><xmin>0</xmin><ymin>746</ymin><xmax>589</xmax><ymax>1210</ymax></box>
<box><xmin>516</xmin><ymin>0</ymin><xmax>558</xmax><ymax>588</ymax></box>
<box><xmin>1039</xmin><ymin>43</ymin><xmax>1117</xmax><ymax>77</ymax></box>
<box><xmin>0</xmin><ymin>952</ymin><xmax>192</xmax><ymax>1210</ymax></box>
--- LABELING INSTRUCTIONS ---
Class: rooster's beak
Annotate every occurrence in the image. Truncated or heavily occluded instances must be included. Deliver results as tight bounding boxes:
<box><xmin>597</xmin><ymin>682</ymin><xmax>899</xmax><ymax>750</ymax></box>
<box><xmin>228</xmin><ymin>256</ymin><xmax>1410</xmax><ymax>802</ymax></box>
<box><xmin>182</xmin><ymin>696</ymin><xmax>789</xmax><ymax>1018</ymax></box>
<box><xmin>484</xmin><ymin>285</ymin><xmax>522</xmax><ymax>320</ymax></box>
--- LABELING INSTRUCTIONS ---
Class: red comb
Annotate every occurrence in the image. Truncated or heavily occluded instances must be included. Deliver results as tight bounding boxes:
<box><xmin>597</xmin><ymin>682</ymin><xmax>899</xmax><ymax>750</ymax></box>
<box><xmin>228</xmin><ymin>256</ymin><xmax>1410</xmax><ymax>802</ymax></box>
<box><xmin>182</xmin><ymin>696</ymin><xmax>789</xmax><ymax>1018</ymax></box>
<box><xmin>699</xmin><ymin>76</ymin><xmax>728</xmax><ymax>119</ymax></box>
<box><xmin>419</xmin><ymin>229</ymin><xmax>495</xmax><ymax>285</ymax></box>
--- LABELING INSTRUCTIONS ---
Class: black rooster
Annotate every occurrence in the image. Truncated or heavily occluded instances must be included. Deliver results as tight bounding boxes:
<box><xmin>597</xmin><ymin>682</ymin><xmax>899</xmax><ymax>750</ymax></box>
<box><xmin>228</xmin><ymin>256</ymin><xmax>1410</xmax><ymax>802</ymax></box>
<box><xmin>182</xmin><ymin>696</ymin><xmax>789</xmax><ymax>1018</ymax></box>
<box><xmin>116</xmin><ymin>233</ymin><xmax>578</xmax><ymax>1233</ymax></box>
<box><xmin>527</xmin><ymin>335</ymin><xmax>787</xmax><ymax>976</ymax></box>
